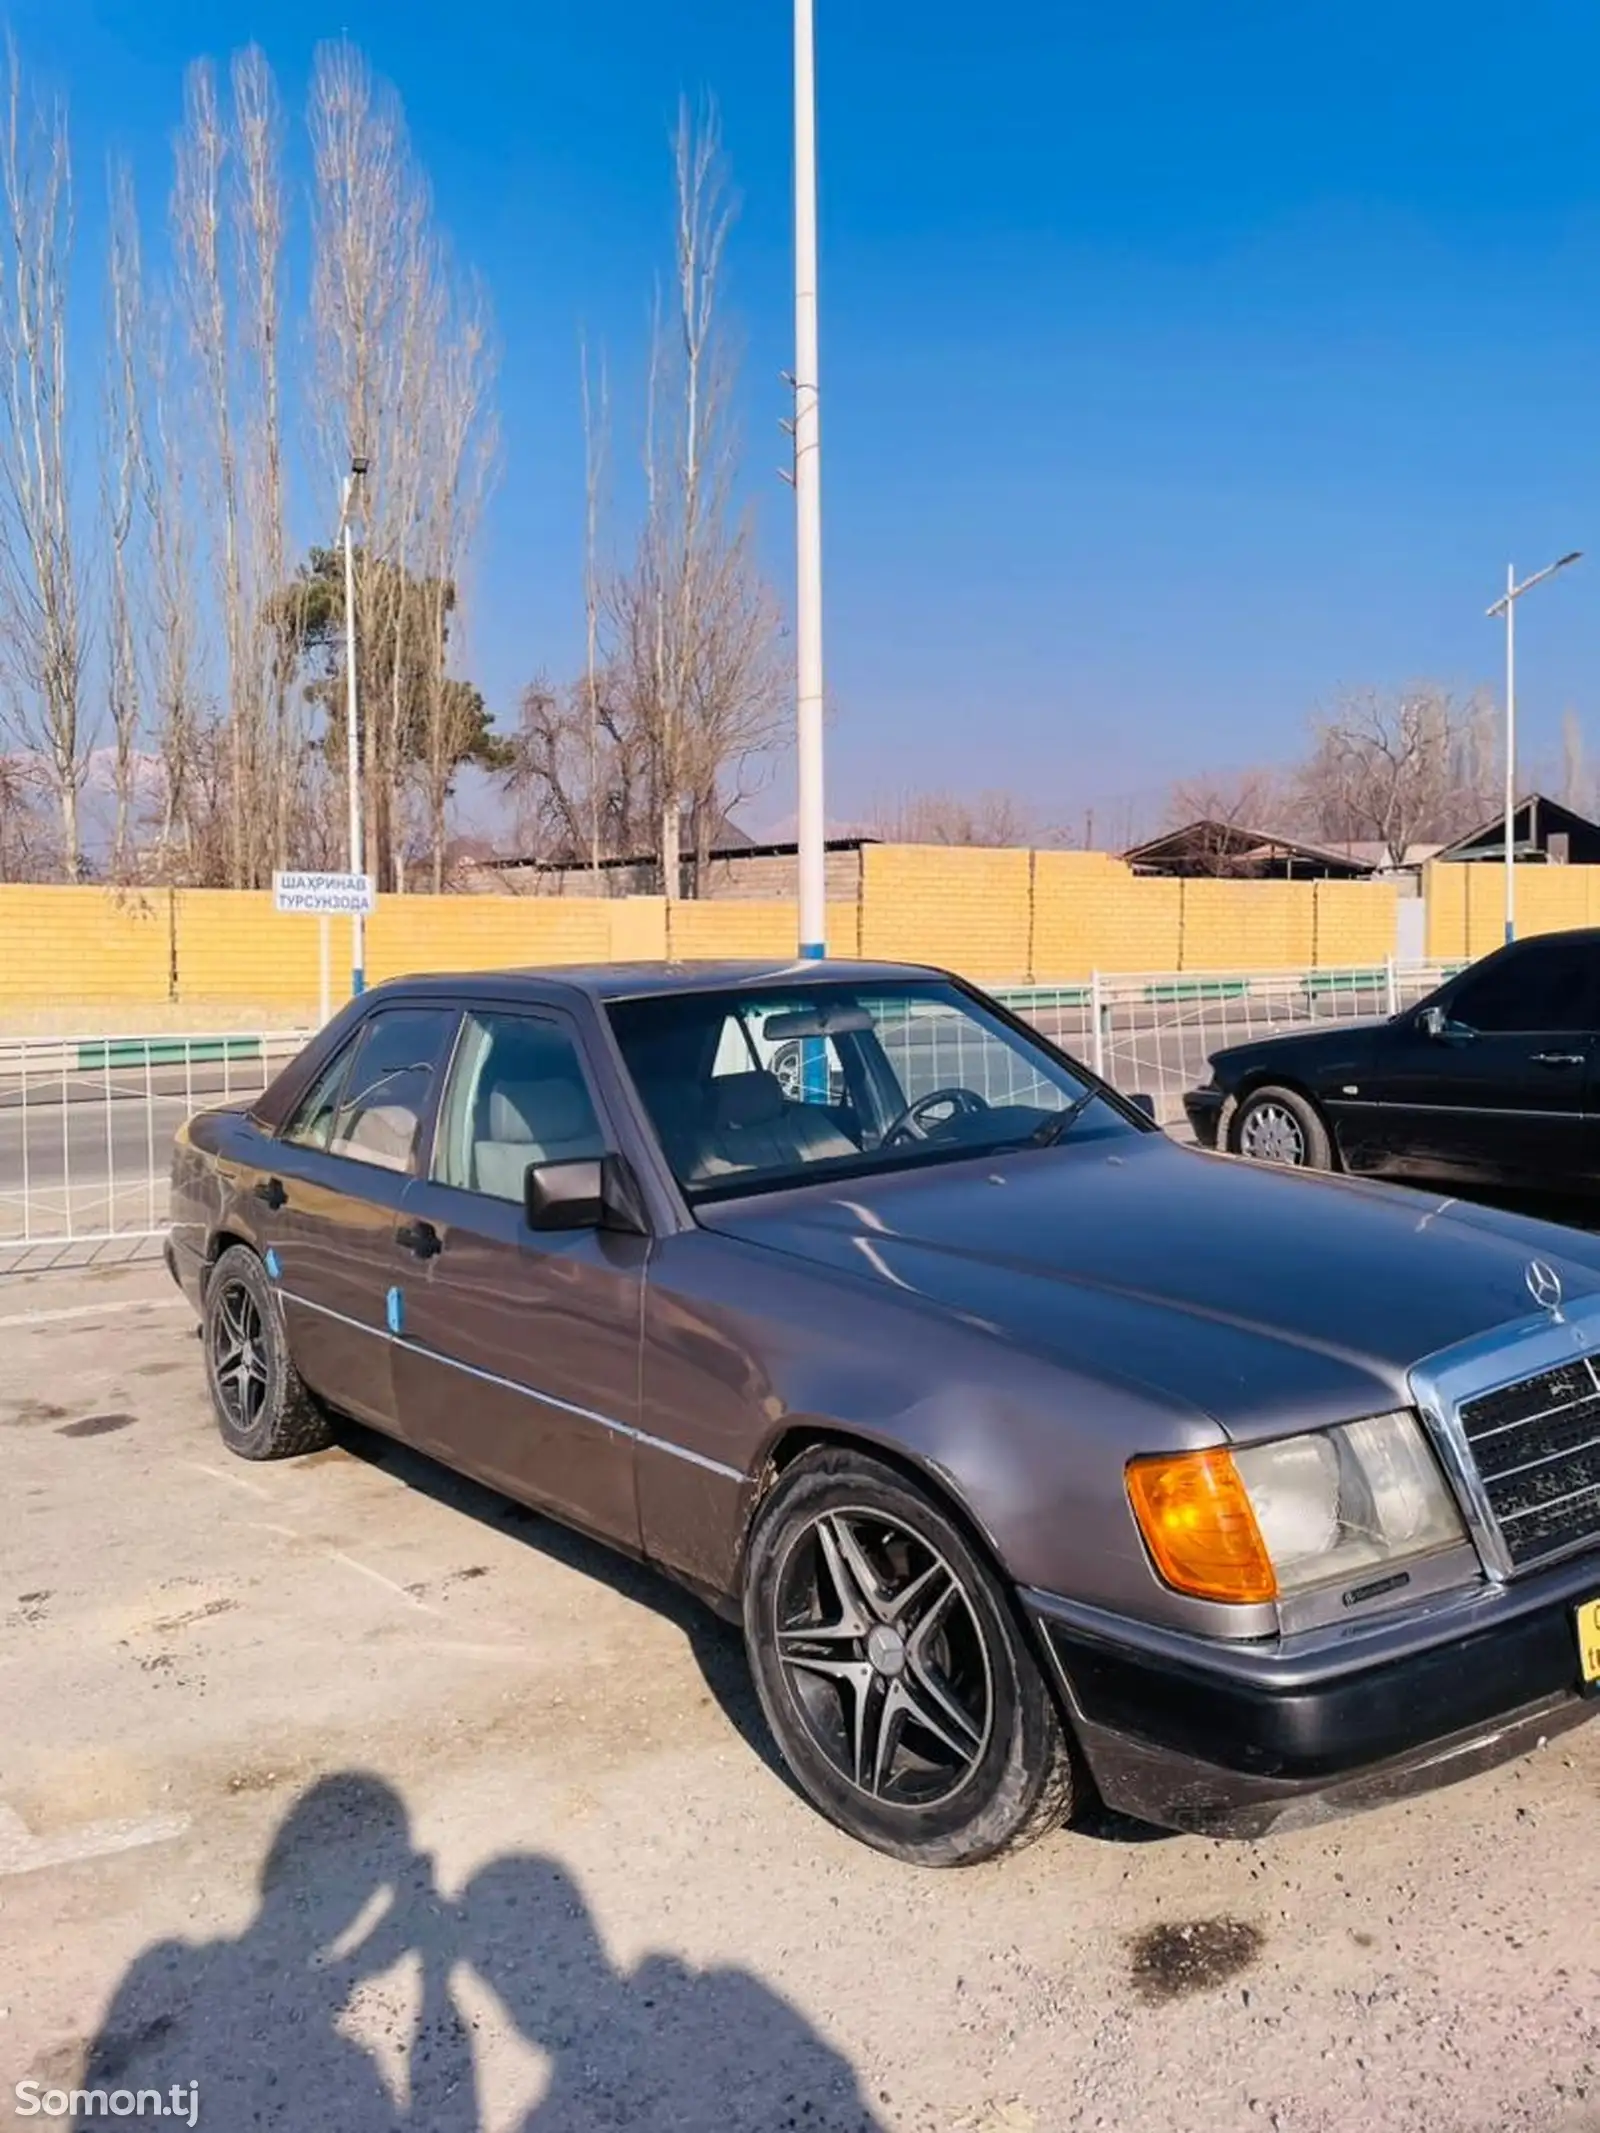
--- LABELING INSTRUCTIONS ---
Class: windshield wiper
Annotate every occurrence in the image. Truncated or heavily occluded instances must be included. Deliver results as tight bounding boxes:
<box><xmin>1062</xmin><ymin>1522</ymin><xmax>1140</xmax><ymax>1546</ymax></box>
<box><xmin>1025</xmin><ymin>1090</ymin><xmax>1102</xmax><ymax>1148</ymax></box>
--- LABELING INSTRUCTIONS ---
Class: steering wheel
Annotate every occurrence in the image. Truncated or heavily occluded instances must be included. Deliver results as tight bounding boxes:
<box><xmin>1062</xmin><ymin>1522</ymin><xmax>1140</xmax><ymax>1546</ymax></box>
<box><xmin>882</xmin><ymin>1086</ymin><xmax>990</xmax><ymax>1147</ymax></box>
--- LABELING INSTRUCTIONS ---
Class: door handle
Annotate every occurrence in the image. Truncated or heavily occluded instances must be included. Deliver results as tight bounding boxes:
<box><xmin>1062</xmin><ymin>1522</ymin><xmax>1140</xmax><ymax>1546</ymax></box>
<box><xmin>253</xmin><ymin>1176</ymin><xmax>287</xmax><ymax>1209</ymax></box>
<box><xmin>1531</xmin><ymin>1052</ymin><xmax>1585</xmax><ymax>1068</ymax></box>
<box><xmin>396</xmin><ymin>1219</ymin><xmax>442</xmax><ymax>1260</ymax></box>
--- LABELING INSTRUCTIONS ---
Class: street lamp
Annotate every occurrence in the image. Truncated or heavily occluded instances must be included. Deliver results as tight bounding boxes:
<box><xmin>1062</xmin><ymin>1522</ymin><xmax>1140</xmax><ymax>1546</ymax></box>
<box><xmin>1487</xmin><ymin>551</ymin><xmax>1581</xmax><ymax>944</ymax></box>
<box><xmin>793</xmin><ymin>0</ymin><xmax>826</xmax><ymax>960</ymax></box>
<box><xmin>337</xmin><ymin>456</ymin><xmax>369</xmax><ymax>993</ymax></box>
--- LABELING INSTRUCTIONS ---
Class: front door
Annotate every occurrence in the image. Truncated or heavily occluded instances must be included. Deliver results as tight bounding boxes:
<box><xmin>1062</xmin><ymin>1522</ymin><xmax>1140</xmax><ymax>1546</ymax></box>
<box><xmin>390</xmin><ymin>1005</ymin><xmax>646</xmax><ymax>1550</ymax></box>
<box><xmin>1366</xmin><ymin>935</ymin><xmax>1600</xmax><ymax>1187</ymax></box>
<box><xmin>258</xmin><ymin>1004</ymin><xmax>459</xmax><ymax>1432</ymax></box>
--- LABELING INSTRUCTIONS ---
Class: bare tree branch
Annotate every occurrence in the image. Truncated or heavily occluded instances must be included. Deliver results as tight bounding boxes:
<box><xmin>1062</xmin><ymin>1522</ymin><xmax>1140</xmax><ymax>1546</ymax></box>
<box><xmin>0</xmin><ymin>37</ymin><xmax>88</xmax><ymax>875</ymax></box>
<box><xmin>1296</xmin><ymin>684</ymin><xmax>1500</xmax><ymax>867</ymax></box>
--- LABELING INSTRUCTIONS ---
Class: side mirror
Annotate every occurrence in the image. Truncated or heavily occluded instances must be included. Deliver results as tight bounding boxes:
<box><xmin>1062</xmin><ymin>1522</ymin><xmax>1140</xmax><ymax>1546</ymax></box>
<box><xmin>1418</xmin><ymin>1004</ymin><xmax>1460</xmax><ymax>1042</ymax></box>
<box><xmin>524</xmin><ymin>1153</ymin><xmax>646</xmax><ymax>1234</ymax></box>
<box><xmin>1128</xmin><ymin>1092</ymin><xmax>1157</xmax><ymax>1122</ymax></box>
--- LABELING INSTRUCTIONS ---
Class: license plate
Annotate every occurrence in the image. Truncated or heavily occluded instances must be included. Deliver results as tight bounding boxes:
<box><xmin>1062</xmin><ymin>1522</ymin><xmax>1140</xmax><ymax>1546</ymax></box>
<box><xmin>1579</xmin><ymin>1597</ymin><xmax>1600</xmax><ymax>1690</ymax></box>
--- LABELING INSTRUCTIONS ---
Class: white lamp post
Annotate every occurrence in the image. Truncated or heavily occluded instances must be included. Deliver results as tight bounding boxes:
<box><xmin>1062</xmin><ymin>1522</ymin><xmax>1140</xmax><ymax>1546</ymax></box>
<box><xmin>793</xmin><ymin>0</ymin><xmax>826</xmax><ymax>959</ymax></box>
<box><xmin>1486</xmin><ymin>551</ymin><xmax>1581</xmax><ymax>944</ymax></box>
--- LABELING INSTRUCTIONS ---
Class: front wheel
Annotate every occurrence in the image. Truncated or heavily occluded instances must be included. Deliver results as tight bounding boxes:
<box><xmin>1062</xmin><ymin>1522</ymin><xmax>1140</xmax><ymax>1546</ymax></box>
<box><xmin>203</xmin><ymin>1244</ymin><xmax>333</xmax><ymax>1461</ymax></box>
<box><xmin>1230</xmin><ymin>1084</ymin><xmax>1333</xmax><ymax>1170</ymax></box>
<box><xmin>742</xmin><ymin>1447</ymin><xmax>1075</xmax><ymax>1866</ymax></box>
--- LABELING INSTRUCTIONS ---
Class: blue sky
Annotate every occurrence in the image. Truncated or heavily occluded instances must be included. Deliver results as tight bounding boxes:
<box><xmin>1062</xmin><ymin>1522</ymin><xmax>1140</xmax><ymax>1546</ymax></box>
<box><xmin>12</xmin><ymin>0</ymin><xmax>1600</xmax><ymax>838</ymax></box>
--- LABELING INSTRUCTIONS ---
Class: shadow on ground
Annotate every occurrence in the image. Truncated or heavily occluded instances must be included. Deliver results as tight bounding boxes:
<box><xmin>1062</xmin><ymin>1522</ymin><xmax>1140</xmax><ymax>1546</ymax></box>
<box><xmin>331</xmin><ymin>1420</ymin><xmax>787</xmax><ymax>1785</ymax></box>
<box><xmin>68</xmin><ymin>1770</ymin><xmax>889</xmax><ymax>2132</ymax></box>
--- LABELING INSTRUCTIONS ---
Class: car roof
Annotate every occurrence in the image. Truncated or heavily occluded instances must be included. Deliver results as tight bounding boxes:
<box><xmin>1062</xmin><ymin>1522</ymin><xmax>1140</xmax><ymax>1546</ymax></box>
<box><xmin>371</xmin><ymin>958</ymin><xmax>949</xmax><ymax>1004</ymax></box>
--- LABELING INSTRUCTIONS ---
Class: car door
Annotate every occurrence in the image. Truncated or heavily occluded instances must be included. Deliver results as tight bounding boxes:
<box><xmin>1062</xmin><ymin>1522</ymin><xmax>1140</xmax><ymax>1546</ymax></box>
<box><xmin>1365</xmin><ymin>937</ymin><xmax>1600</xmax><ymax>1186</ymax></box>
<box><xmin>255</xmin><ymin>1004</ymin><xmax>459</xmax><ymax>1433</ymax></box>
<box><xmin>389</xmin><ymin>1003</ymin><xmax>647</xmax><ymax>1549</ymax></box>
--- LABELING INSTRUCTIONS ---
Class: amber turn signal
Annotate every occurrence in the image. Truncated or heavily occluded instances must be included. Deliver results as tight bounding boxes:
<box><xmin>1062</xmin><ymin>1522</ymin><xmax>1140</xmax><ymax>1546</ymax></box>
<box><xmin>1126</xmin><ymin>1448</ymin><xmax>1278</xmax><ymax>1604</ymax></box>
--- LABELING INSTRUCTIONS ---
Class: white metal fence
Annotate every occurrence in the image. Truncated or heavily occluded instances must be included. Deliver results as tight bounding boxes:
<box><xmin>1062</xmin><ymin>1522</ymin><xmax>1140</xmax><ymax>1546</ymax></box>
<box><xmin>997</xmin><ymin>958</ymin><xmax>1464</xmax><ymax>1125</ymax></box>
<box><xmin>0</xmin><ymin>1031</ymin><xmax>308</xmax><ymax>1268</ymax></box>
<box><xmin>0</xmin><ymin>961</ymin><xmax>1461</xmax><ymax>1265</ymax></box>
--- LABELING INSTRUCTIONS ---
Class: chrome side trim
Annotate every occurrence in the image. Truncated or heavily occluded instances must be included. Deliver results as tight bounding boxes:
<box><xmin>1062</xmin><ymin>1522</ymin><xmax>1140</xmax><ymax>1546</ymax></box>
<box><xmin>280</xmin><ymin>1289</ymin><xmax>387</xmax><ymax>1339</ymax></box>
<box><xmin>1367</xmin><ymin>1101</ymin><xmax>1585</xmax><ymax>1121</ymax></box>
<box><xmin>1409</xmin><ymin>1293</ymin><xmax>1600</xmax><ymax>1584</ymax></box>
<box><xmin>278</xmin><ymin>1286</ymin><xmax>744</xmax><ymax>1484</ymax></box>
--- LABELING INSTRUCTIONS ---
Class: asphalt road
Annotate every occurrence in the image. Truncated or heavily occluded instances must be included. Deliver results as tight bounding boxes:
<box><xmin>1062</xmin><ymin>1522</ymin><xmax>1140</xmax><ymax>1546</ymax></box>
<box><xmin>1</xmin><ymin>1261</ymin><xmax>1595</xmax><ymax>2133</ymax></box>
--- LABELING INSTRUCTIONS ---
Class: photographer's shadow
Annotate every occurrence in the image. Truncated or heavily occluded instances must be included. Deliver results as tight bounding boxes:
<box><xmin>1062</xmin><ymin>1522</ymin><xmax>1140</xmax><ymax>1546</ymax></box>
<box><xmin>76</xmin><ymin>1769</ymin><xmax>885</xmax><ymax>2132</ymax></box>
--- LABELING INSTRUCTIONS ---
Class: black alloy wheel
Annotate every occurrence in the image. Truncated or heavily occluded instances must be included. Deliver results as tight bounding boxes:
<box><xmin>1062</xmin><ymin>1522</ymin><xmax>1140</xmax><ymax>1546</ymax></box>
<box><xmin>743</xmin><ymin>1446</ymin><xmax>1075</xmax><ymax>1866</ymax></box>
<box><xmin>203</xmin><ymin>1244</ymin><xmax>332</xmax><ymax>1461</ymax></box>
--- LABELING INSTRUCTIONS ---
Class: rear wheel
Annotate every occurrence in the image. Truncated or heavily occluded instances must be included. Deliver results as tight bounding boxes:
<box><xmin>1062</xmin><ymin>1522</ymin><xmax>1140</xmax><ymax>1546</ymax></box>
<box><xmin>1230</xmin><ymin>1084</ymin><xmax>1332</xmax><ymax>1171</ymax></box>
<box><xmin>203</xmin><ymin>1244</ymin><xmax>332</xmax><ymax>1461</ymax></box>
<box><xmin>742</xmin><ymin>1446</ymin><xmax>1075</xmax><ymax>1866</ymax></box>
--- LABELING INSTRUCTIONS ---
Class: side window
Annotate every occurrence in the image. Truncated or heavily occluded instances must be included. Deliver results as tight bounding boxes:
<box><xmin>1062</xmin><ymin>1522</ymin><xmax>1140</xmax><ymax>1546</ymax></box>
<box><xmin>434</xmin><ymin>1011</ymin><xmax>606</xmax><ymax>1202</ymax></box>
<box><xmin>1451</xmin><ymin>944</ymin><xmax>1596</xmax><ymax>1034</ymax></box>
<box><xmin>323</xmin><ymin>1008</ymin><xmax>457</xmax><ymax>1173</ymax></box>
<box><xmin>282</xmin><ymin>1041</ymin><xmax>358</xmax><ymax>1153</ymax></box>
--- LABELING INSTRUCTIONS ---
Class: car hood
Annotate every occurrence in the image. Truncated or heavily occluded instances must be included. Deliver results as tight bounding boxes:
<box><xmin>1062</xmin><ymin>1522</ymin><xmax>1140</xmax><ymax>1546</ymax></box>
<box><xmin>697</xmin><ymin>1137</ymin><xmax>1600</xmax><ymax>1439</ymax></box>
<box><xmin>1207</xmin><ymin>1017</ymin><xmax>1387</xmax><ymax>1078</ymax></box>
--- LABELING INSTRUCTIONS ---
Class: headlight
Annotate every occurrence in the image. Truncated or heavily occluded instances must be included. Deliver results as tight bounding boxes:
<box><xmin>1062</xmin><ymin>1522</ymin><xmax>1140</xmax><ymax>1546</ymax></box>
<box><xmin>1127</xmin><ymin>1412</ymin><xmax>1466</xmax><ymax>1605</ymax></box>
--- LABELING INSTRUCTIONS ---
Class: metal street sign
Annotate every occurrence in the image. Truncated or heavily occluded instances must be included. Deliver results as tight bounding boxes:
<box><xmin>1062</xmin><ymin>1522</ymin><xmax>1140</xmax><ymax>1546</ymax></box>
<box><xmin>272</xmin><ymin>870</ymin><xmax>376</xmax><ymax>916</ymax></box>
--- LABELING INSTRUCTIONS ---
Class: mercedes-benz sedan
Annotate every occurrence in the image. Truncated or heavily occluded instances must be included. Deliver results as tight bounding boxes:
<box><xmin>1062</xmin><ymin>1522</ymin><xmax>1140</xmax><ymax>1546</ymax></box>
<box><xmin>168</xmin><ymin>961</ymin><xmax>1600</xmax><ymax>1865</ymax></box>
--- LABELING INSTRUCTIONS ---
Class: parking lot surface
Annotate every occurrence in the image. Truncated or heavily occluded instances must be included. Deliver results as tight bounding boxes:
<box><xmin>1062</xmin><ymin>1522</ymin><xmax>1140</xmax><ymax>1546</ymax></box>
<box><xmin>1</xmin><ymin>1261</ymin><xmax>1597</xmax><ymax>2133</ymax></box>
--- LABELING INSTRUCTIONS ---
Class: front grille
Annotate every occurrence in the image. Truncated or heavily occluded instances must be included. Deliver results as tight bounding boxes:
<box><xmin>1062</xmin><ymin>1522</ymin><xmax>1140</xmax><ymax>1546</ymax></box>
<box><xmin>1458</xmin><ymin>1359</ymin><xmax>1600</xmax><ymax>1568</ymax></box>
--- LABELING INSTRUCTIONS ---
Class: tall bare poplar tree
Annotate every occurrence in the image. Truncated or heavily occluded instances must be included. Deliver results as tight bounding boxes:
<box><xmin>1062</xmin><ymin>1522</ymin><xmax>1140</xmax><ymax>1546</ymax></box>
<box><xmin>103</xmin><ymin>158</ymin><xmax>145</xmax><ymax>877</ymax></box>
<box><xmin>173</xmin><ymin>58</ymin><xmax>256</xmax><ymax>884</ymax></box>
<box><xmin>0</xmin><ymin>39</ymin><xmax>87</xmax><ymax>876</ymax></box>
<box><xmin>143</xmin><ymin>293</ymin><xmax>204</xmax><ymax>873</ymax></box>
<box><xmin>610</xmin><ymin>100</ymin><xmax>783</xmax><ymax>897</ymax></box>
<box><xmin>308</xmin><ymin>39</ymin><xmax>498</xmax><ymax>892</ymax></box>
<box><xmin>232</xmin><ymin>45</ymin><xmax>291</xmax><ymax>875</ymax></box>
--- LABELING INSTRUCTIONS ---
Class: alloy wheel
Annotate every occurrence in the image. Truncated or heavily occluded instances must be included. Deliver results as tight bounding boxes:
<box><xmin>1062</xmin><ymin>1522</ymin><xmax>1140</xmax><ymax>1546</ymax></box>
<box><xmin>1238</xmin><ymin>1100</ymin><xmax>1306</xmax><ymax>1165</ymax></box>
<box><xmin>210</xmin><ymin>1279</ymin><xmax>270</xmax><ymax>1434</ymax></box>
<box><xmin>773</xmin><ymin>1508</ymin><xmax>994</xmax><ymax>1807</ymax></box>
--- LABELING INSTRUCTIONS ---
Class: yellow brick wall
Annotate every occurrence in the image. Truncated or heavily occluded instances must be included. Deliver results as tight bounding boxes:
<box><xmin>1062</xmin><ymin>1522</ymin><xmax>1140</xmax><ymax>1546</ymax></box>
<box><xmin>1176</xmin><ymin>880</ymin><xmax>1316</xmax><ymax>972</ymax></box>
<box><xmin>666</xmin><ymin>899</ymin><xmax>861</xmax><ymax>962</ymax></box>
<box><xmin>858</xmin><ymin>845</ymin><xmax>1033</xmax><ymax>977</ymax></box>
<box><xmin>607</xmin><ymin>897</ymin><xmax>669</xmax><ymax>962</ymax></box>
<box><xmin>1423</xmin><ymin>862</ymin><xmax>1600</xmax><ymax>961</ymax></box>
<box><xmin>0</xmin><ymin>886</ymin><xmax>175</xmax><ymax>1005</ymax></box>
<box><xmin>1031</xmin><ymin>855</ymin><xmax>1181</xmax><ymax>977</ymax></box>
<box><xmin>1311</xmin><ymin>879</ymin><xmax>1401</xmax><ymax>967</ymax></box>
<box><xmin>0</xmin><ymin>859</ymin><xmax>1421</xmax><ymax>1025</ymax></box>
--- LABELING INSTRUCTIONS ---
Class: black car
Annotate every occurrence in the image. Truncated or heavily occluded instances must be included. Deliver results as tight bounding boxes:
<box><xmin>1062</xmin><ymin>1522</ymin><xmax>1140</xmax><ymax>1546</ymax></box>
<box><xmin>1184</xmin><ymin>927</ymin><xmax>1600</xmax><ymax>1193</ymax></box>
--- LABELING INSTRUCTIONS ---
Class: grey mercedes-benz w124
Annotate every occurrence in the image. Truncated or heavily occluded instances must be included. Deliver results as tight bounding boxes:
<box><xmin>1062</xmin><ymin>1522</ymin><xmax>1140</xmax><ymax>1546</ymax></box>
<box><xmin>167</xmin><ymin>960</ymin><xmax>1600</xmax><ymax>1865</ymax></box>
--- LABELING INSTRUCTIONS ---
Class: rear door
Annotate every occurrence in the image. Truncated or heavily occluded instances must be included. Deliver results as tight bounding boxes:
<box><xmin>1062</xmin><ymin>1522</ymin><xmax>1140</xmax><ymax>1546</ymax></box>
<box><xmin>1368</xmin><ymin>937</ymin><xmax>1600</xmax><ymax>1186</ymax></box>
<box><xmin>389</xmin><ymin>1004</ymin><xmax>646</xmax><ymax>1549</ymax></box>
<box><xmin>254</xmin><ymin>1005</ymin><xmax>459</xmax><ymax>1432</ymax></box>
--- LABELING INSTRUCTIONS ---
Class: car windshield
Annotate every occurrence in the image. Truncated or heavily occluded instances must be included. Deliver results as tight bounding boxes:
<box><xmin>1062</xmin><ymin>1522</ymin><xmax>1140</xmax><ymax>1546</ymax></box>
<box><xmin>606</xmin><ymin>978</ymin><xmax>1135</xmax><ymax>1203</ymax></box>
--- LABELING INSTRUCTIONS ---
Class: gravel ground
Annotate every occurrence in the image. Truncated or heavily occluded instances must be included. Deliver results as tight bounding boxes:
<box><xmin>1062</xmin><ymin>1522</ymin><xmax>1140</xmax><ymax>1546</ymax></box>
<box><xmin>0</xmin><ymin>1261</ymin><xmax>1596</xmax><ymax>2133</ymax></box>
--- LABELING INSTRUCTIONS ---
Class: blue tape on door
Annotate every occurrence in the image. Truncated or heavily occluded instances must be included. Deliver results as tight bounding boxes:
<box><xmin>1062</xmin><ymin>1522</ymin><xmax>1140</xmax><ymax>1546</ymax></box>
<box><xmin>264</xmin><ymin>1248</ymin><xmax>281</xmax><ymax>1280</ymax></box>
<box><xmin>386</xmin><ymin>1286</ymin><xmax>404</xmax><ymax>1335</ymax></box>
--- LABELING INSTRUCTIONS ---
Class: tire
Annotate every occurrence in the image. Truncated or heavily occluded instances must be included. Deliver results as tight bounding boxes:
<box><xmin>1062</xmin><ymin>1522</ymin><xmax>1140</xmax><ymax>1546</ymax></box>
<box><xmin>1229</xmin><ymin>1083</ymin><xmax>1332</xmax><ymax>1171</ymax></box>
<box><xmin>742</xmin><ymin>1446</ymin><xmax>1075</xmax><ymax>1867</ymax></box>
<box><xmin>202</xmin><ymin>1243</ymin><xmax>333</xmax><ymax>1461</ymax></box>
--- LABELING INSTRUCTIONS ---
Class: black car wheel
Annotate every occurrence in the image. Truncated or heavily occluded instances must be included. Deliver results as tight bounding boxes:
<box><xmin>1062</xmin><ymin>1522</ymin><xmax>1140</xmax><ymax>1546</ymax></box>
<box><xmin>742</xmin><ymin>1446</ymin><xmax>1075</xmax><ymax>1866</ymax></box>
<box><xmin>203</xmin><ymin>1244</ymin><xmax>332</xmax><ymax>1461</ymax></box>
<box><xmin>1230</xmin><ymin>1084</ymin><xmax>1332</xmax><ymax>1170</ymax></box>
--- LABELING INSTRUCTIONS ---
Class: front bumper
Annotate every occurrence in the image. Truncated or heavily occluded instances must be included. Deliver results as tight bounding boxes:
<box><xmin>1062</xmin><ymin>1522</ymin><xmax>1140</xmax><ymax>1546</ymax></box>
<box><xmin>1181</xmin><ymin>1085</ymin><xmax>1225</xmax><ymax>1150</ymax></box>
<box><xmin>1026</xmin><ymin>1565</ymin><xmax>1600</xmax><ymax>1838</ymax></box>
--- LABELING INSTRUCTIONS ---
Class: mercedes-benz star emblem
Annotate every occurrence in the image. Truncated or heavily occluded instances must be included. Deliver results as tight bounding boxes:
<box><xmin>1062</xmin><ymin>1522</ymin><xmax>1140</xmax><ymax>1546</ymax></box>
<box><xmin>1526</xmin><ymin>1259</ymin><xmax>1564</xmax><ymax>1317</ymax></box>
